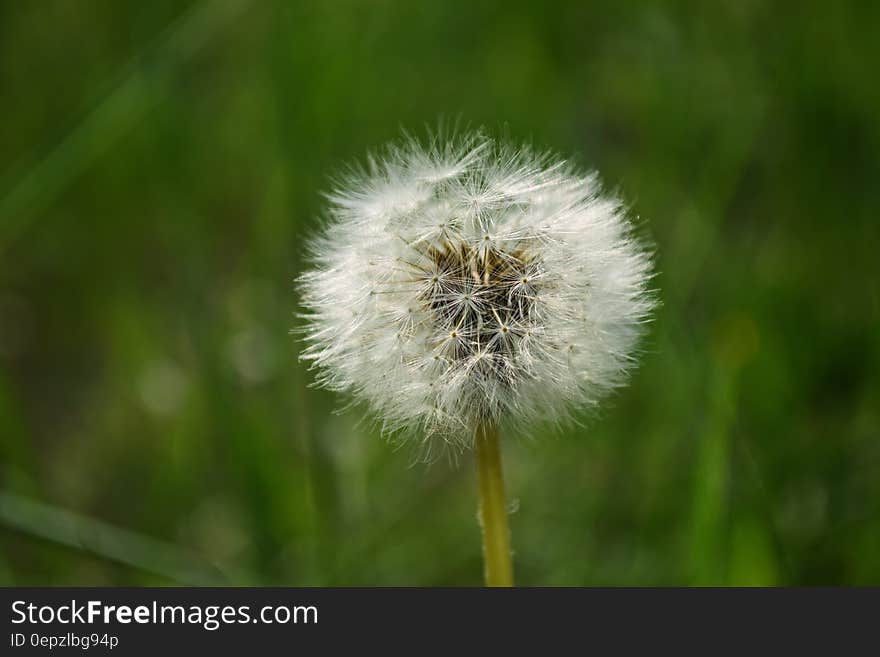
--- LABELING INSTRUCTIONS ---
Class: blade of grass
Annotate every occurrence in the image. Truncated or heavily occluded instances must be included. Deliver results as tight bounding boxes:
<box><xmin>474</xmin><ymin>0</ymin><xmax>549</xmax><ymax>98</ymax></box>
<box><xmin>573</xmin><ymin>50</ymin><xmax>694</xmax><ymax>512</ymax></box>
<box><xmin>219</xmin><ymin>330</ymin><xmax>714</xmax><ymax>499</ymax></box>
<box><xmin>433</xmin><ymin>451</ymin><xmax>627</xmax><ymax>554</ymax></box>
<box><xmin>0</xmin><ymin>491</ymin><xmax>233</xmax><ymax>585</ymax></box>
<box><xmin>0</xmin><ymin>0</ymin><xmax>252</xmax><ymax>255</ymax></box>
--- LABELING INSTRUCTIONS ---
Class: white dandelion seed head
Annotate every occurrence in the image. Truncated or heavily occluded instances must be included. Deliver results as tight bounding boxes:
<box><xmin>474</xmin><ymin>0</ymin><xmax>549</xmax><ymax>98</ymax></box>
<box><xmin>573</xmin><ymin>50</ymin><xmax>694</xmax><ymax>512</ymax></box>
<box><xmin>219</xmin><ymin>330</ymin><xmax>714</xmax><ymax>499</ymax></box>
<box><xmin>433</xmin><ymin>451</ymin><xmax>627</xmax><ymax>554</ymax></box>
<box><xmin>298</xmin><ymin>131</ymin><xmax>655</xmax><ymax>449</ymax></box>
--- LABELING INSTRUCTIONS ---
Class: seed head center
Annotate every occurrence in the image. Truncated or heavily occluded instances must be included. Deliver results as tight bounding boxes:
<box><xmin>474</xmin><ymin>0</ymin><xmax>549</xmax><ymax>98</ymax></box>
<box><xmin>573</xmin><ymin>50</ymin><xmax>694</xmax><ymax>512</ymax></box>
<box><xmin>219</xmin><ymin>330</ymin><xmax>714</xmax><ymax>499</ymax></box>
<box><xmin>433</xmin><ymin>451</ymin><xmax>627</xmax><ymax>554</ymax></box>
<box><xmin>415</xmin><ymin>239</ymin><xmax>540</xmax><ymax>364</ymax></box>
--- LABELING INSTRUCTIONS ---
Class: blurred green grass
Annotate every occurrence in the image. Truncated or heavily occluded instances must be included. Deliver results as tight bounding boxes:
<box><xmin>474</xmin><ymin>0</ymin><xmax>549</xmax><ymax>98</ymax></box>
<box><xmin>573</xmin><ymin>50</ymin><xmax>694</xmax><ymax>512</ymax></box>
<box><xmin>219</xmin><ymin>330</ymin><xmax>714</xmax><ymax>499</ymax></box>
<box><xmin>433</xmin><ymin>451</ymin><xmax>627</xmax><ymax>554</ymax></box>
<box><xmin>1</xmin><ymin>0</ymin><xmax>878</xmax><ymax>585</ymax></box>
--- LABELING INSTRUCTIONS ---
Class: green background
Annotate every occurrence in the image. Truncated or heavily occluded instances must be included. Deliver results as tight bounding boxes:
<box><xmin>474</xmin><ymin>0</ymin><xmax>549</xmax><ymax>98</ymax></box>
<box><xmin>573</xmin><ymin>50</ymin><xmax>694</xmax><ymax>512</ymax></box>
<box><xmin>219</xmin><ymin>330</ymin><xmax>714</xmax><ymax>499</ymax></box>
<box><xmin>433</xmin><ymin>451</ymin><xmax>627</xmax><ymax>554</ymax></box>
<box><xmin>1</xmin><ymin>0</ymin><xmax>878</xmax><ymax>586</ymax></box>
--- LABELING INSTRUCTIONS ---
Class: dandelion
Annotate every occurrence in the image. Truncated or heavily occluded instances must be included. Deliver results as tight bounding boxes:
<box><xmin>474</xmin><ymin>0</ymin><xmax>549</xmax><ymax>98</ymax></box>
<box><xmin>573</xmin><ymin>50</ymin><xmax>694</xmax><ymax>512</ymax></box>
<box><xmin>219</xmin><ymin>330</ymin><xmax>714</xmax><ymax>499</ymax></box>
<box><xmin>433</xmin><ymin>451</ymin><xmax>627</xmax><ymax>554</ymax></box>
<box><xmin>298</xmin><ymin>130</ymin><xmax>655</xmax><ymax>585</ymax></box>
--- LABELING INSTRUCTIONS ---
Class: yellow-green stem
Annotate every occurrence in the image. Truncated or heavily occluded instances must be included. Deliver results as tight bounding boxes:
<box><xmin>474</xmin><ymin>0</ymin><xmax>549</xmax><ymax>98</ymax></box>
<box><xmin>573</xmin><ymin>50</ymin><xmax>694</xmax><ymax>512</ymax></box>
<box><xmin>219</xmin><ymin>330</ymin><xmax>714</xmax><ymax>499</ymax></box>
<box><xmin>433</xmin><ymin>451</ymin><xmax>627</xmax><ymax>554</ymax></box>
<box><xmin>475</xmin><ymin>421</ymin><xmax>514</xmax><ymax>586</ymax></box>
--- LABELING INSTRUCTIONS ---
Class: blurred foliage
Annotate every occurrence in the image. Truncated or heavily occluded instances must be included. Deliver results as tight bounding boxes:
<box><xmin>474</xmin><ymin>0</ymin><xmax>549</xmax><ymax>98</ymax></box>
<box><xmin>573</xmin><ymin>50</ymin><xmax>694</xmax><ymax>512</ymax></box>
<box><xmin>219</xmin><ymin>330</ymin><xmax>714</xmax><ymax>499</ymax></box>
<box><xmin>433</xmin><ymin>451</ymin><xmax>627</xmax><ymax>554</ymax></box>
<box><xmin>1</xmin><ymin>0</ymin><xmax>878</xmax><ymax>586</ymax></box>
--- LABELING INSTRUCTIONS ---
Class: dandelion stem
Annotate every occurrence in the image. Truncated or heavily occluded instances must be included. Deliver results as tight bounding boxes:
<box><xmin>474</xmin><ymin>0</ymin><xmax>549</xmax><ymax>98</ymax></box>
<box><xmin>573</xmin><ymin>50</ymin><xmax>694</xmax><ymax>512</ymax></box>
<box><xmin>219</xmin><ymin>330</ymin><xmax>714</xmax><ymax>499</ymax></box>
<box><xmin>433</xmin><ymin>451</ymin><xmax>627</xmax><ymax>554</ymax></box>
<box><xmin>475</xmin><ymin>421</ymin><xmax>514</xmax><ymax>586</ymax></box>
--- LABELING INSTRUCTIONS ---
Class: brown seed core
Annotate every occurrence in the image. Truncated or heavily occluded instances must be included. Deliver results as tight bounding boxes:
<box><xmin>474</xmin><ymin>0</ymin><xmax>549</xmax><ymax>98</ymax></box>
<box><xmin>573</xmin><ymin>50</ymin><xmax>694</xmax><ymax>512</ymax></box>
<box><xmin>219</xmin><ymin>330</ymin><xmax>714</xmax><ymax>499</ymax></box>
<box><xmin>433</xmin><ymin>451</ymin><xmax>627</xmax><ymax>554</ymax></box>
<box><xmin>415</xmin><ymin>239</ymin><xmax>540</xmax><ymax>363</ymax></box>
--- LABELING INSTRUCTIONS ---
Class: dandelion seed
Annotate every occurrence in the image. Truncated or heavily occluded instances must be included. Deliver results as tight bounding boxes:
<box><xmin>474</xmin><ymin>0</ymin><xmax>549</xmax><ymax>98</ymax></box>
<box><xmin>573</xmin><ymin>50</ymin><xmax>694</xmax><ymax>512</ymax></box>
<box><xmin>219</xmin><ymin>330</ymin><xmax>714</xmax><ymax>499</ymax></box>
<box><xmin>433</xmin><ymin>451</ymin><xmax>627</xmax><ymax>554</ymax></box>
<box><xmin>299</xmin><ymin>131</ymin><xmax>654</xmax><ymax>446</ymax></box>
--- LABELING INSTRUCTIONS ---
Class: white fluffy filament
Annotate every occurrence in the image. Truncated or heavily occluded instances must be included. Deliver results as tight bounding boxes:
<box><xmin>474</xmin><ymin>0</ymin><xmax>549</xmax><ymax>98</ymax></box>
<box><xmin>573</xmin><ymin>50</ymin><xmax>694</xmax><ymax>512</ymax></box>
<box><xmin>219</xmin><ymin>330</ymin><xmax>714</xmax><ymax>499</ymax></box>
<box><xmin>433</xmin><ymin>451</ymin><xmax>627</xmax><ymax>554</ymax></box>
<box><xmin>299</xmin><ymin>132</ymin><xmax>655</xmax><ymax>449</ymax></box>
